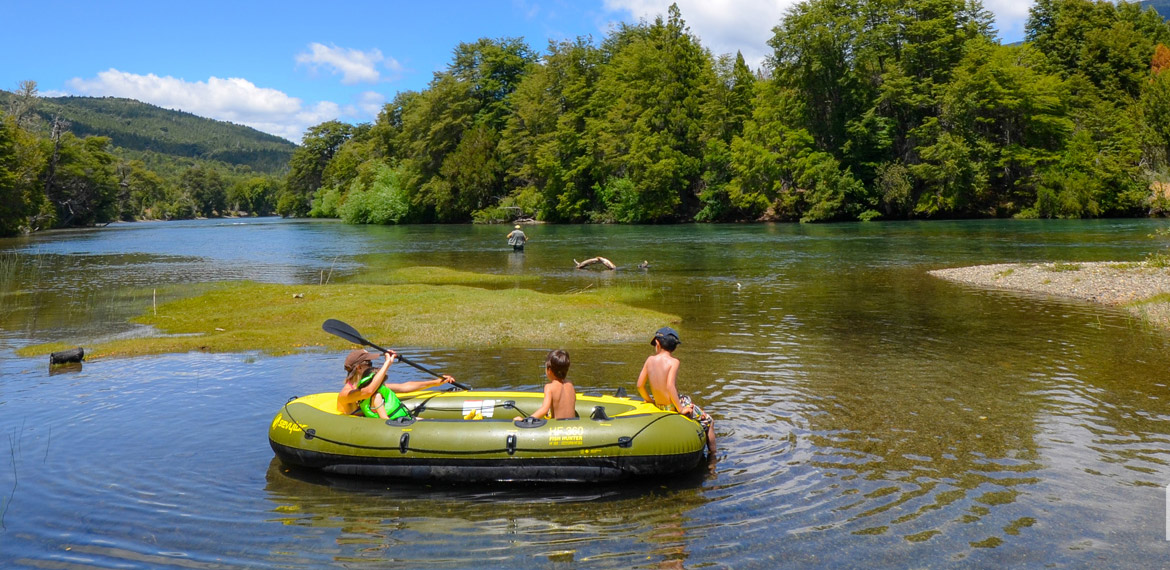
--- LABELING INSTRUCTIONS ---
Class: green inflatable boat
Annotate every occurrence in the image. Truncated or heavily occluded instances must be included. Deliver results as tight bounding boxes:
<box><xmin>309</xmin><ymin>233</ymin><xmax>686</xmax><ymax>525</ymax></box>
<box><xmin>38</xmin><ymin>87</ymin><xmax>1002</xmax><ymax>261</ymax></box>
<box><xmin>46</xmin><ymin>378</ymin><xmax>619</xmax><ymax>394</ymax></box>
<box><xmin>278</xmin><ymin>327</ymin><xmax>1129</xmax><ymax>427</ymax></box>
<box><xmin>269</xmin><ymin>390</ymin><xmax>709</xmax><ymax>482</ymax></box>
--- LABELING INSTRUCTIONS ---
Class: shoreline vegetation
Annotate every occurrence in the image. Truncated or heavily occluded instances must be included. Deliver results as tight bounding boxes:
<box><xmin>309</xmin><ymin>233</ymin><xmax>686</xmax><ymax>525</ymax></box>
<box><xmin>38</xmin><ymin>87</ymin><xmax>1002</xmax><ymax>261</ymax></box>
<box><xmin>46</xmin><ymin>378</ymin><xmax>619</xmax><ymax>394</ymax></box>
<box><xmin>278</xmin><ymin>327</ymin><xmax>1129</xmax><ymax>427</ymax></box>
<box><xmin>929</xmin><ymin>262</ymin><xmax>1170</xmax><ymax>330</ymax></box>
<box><xmin>18</xmin><ymin>267</ymin><xmax>678</xmax><ymax>360</ymax></box>
<box><xmin>7</xmin><ymin>2</ymin><xmax>1170</xmax><ymax>237</ymax></box>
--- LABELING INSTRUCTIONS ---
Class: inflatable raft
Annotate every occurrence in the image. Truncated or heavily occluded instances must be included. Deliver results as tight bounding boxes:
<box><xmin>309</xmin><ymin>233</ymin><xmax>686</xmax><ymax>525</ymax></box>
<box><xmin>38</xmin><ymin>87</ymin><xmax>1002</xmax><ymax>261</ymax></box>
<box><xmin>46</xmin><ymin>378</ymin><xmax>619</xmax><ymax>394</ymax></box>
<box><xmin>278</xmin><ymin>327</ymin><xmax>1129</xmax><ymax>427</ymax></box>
<box><xmin>269</xmin><ymin>390</ymin><xmax>708</xmax><ymax>482</ymax></box>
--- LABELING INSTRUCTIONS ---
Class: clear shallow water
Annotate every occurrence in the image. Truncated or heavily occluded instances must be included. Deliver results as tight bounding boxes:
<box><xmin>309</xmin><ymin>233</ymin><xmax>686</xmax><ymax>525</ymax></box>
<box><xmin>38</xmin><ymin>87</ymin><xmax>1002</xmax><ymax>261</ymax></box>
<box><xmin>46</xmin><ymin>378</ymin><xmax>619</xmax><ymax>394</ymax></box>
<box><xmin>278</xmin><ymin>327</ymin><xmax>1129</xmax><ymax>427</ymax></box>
<box><xmin>2</xmin><ymin>218</ymin><xmax>1170</xmax><ymax>568</ymax></box>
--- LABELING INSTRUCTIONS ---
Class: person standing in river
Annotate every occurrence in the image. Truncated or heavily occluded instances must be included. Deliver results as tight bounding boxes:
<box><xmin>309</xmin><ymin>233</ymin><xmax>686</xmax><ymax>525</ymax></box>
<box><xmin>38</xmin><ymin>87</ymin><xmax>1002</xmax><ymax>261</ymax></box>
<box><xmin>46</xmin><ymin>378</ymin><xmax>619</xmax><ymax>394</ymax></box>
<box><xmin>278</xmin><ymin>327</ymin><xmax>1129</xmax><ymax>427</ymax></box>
<box><xmin>507</xmin><ymin>225</ymin><xmax>527</xmax><ymax>251</ymax></box>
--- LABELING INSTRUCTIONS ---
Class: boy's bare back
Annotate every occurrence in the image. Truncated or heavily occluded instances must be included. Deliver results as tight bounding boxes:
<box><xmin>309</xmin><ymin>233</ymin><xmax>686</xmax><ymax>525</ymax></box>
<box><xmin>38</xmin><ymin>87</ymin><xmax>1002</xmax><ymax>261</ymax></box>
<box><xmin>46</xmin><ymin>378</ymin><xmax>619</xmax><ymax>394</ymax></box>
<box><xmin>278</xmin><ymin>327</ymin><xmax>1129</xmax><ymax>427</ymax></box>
<box><xmin>638</xmin><ymin>351</ymin><xmax>684</xmax><ymax>412</ymax></box>
<box><xmin>546</xmin><ymin>379</ymin><xmax>577</xmax><ymax>419</ymax></box>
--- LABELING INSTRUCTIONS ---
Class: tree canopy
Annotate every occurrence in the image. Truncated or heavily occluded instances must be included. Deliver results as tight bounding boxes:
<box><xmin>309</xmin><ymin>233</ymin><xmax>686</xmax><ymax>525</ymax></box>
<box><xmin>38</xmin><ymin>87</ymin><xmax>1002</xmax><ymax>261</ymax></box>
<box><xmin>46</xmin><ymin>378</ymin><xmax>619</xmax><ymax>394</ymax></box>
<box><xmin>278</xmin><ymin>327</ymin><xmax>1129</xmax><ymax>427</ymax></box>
<box><xmin>290</xmin><ymin>0</ymin><xmax>1170</xmax><ymax>225</ymax></box>
<box><xmin>4</xmin><ymin>0</ymin><xmax>1170</xmax><ymax>236</ymax></box>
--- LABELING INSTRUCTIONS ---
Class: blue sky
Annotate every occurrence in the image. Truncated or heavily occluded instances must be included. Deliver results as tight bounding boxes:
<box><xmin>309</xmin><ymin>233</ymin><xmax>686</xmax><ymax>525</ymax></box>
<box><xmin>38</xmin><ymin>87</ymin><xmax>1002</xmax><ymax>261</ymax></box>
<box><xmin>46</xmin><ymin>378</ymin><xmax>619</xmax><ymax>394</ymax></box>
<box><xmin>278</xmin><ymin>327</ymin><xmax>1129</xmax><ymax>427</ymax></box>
<box><xmin>2</xmin><ymin>0</ymin><xmax>1036</xmax><ymax>143</ymax></box>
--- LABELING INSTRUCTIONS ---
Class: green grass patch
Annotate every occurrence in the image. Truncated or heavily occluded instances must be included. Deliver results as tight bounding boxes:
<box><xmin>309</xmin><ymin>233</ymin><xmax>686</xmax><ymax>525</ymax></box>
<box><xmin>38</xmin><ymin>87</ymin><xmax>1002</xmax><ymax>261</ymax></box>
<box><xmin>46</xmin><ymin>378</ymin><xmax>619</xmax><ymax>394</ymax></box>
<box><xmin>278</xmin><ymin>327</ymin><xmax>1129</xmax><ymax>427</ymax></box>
<box><xmin>343</xmin><ymin>264</ymin><xmax>539</xmax><ymax>287</ymax></box>
<box><xmin>1128</xmin><ymin>292</ymin><xmax>1170</xmax><ymax>306</ymax></box>
<box><xmin>17</xmin><ymin>278</ymin><xmax>678</xmax><ymax>360</ymax></box>
<box><xmin>1146</xmin><ymin>252</ymin><xmax>1170</xmax><ymax>269</ymax></box>
<box><xmin>1043</xmin><ymin>262</ymin><xmax>1081</xmax><ymax>272</ymax></box>
<box><xmin>994</xmin><ymin>268</ymin><xmax>1015</xmax><ymax>279</ymax></box>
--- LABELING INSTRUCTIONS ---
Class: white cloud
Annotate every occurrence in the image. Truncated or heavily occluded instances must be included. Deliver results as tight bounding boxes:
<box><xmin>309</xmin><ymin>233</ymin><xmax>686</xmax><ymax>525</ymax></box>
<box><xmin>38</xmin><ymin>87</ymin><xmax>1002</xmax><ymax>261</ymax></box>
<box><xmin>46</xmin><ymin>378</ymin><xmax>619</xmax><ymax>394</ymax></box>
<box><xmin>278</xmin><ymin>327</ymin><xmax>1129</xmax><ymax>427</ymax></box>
<box><xmin>602</xmin><ymin>0</ymin><xmax>794</xmax><ymax>70</ymax></box>
<box><xmin>602</xmin><ymin>0</ymin><xmax>1037</xmax><ymax>71</ymax></box>
<box><xmin>296</xmin><ymin>42</ymin><xmax>400</xmax><ymax>85</ymax></box>
<box><xmin>66</xmin><ymin>68</ymin><xmax>339</xmax><ymax>142</ymax></box>
<box><xmin>984</xmin><ymin>0</ymin><xmax>1035</xmax><ymax>42</ymax></box>
<box><xmin>355</xmin><ymin>91</ymin><xmax>387</xmax><ymax>117</ymax></box>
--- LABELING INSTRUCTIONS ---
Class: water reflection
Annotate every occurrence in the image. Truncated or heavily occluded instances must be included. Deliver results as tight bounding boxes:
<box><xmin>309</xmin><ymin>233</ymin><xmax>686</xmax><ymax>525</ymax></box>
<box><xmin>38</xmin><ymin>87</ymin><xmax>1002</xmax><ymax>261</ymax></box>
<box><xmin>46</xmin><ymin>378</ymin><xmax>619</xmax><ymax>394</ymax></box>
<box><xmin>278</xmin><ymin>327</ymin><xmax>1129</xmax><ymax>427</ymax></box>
<box><xmin>263</xmin><ymin>459</ymin><xmax>710</xmax><ymax>568</ymax></box>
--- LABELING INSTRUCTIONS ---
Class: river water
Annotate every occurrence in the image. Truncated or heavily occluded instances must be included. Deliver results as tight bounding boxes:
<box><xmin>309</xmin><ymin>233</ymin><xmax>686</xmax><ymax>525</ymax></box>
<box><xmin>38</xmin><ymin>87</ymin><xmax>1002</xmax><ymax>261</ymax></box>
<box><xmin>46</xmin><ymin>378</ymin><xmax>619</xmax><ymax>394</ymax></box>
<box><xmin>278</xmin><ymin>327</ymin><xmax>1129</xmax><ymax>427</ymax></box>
<box><xmin>2</xmin><ymin>218</ymin><xmax>1169</xmax><ymax>568</ymax></box>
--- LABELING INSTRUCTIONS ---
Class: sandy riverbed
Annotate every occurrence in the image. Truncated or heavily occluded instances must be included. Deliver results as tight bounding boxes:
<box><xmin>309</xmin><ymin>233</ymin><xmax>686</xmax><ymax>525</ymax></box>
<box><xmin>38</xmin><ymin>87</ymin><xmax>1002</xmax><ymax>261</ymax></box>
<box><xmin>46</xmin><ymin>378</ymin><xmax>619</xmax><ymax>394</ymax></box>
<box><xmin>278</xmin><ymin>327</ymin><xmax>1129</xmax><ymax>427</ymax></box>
<box><xmin>929</xmin><ymin>261</ymin><xmax>1170</xmax><ymax>331</ymax></box>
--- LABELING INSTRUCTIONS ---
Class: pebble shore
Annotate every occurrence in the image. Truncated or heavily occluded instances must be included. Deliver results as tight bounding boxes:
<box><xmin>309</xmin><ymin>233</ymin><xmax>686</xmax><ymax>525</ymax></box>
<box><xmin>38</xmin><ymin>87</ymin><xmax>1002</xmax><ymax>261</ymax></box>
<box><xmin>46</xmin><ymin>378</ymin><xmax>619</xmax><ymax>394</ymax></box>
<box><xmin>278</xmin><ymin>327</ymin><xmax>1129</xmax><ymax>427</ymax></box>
<box><xmin>928</xmin><ymin>262</ymin><xmax>1170</xmax><ymax>330</ymax></box>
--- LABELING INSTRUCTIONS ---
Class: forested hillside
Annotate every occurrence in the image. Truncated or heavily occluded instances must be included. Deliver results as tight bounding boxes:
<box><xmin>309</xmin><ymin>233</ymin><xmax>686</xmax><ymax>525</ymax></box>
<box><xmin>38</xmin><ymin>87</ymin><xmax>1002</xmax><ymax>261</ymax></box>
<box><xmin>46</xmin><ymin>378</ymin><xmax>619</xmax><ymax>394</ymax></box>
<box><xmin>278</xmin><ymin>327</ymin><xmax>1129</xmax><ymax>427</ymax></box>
<box><xmin>1142</xmin><ymin>0</ymin><xmax>1170</xmax><ymax>18</ymax></box>
<box><xmin>0</xmin><ymin>92</ymin><xmax>295</xmax><ymax>173</ymax></box>
<box><xmin>279</xmin><ymin>0</ymin><xmax>1170</xmax><ymax>225</ymax></box>
<box><xmin>0</xmin><ymin>83</ymin><xmax>289</xmax><ymax>234</ymax></box>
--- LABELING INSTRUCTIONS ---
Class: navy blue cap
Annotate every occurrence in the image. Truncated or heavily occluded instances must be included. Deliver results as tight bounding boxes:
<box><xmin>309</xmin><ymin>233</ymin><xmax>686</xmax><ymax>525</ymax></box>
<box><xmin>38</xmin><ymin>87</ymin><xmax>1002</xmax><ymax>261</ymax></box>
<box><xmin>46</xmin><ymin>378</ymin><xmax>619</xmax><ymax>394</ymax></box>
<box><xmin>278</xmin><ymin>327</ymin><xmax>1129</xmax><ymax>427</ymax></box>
<box><xmin>651</xmin><ymin>327</ymin><xmax>680</xmax><ymax>346</ymax></box>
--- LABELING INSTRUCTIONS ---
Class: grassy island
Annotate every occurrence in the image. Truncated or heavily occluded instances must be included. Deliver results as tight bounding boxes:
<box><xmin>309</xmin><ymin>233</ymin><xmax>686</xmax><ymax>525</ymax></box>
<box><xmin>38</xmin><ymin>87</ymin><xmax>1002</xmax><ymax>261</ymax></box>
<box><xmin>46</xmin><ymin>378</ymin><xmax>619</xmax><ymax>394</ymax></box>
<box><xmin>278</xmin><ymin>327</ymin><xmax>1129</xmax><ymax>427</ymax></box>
<box><xmin>19</xmin><ymin>267</ymin><xmax>678</xmax><ymax>360</ymax></box>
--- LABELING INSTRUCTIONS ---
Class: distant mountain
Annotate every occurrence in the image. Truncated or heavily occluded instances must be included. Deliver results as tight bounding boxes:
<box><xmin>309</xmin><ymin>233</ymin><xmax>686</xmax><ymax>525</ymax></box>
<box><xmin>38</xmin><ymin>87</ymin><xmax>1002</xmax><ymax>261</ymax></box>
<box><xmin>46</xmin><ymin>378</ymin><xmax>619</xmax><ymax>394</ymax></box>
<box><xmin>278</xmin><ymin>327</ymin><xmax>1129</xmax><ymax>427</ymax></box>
<box><xmin>0</xmin><ymin>92</ymin><xmax>296</xmax><ymax>174</ymax></box>
<box><xmin>1142</xmin><ymin>0</ymin><xmax>1170</xmax><ymax>20</ymax></box>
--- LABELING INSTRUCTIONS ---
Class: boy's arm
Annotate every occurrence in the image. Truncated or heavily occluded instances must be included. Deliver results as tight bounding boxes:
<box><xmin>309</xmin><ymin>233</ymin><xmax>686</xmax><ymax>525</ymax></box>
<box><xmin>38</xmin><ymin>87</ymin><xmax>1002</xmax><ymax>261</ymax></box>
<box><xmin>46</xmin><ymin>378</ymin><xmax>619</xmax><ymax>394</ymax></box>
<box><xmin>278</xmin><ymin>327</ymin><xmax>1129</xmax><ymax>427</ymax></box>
<box><xmin>636</xmin><ymin>360</ymin><xmax>653</xmax><ymax>404</ymax></box>
<box><xmin>664</xmin><ymin>361</ymin><xmax>688</xmax><ymax>414</ymax></box>
<box><xmin>530</xmin><ymin>383</ymin><xmax>554</xmax><ymax>419</ymax></box>
<box><xmin>385</xmin><ymin>375</ymin><xmax>452</xmax><ymax>394</ymax></box>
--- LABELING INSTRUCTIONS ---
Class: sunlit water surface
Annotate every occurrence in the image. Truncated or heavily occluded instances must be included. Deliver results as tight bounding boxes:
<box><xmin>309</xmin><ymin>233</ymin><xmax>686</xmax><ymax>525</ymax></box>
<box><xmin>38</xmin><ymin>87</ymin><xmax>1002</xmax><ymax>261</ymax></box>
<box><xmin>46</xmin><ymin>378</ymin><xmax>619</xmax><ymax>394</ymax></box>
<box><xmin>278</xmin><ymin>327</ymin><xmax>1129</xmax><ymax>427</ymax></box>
<box><xmin>2</xmin><ymin>218</ymin><xmax>1170</xmax><ymax>568</ymax></box>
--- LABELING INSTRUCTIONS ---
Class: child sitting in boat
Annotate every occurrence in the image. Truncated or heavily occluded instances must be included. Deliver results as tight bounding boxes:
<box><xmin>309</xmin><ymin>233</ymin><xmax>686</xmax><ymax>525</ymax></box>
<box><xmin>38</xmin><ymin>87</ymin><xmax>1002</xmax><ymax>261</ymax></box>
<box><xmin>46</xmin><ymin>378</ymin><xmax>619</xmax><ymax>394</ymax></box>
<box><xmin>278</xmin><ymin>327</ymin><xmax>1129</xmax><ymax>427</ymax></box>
<box><xmin>636</xmin><ymin>327</ymin><xmax>716</xmax><ymax>455</ymax></box>
<box><xmin>338</xmin><ymin>348</ymin><xmax>455</xmax><ymax>419</ymax></box>
<box><xmin>516</xmin><ymin>349</ymin><xmax>576</xmax><ymax>420</ymax></box>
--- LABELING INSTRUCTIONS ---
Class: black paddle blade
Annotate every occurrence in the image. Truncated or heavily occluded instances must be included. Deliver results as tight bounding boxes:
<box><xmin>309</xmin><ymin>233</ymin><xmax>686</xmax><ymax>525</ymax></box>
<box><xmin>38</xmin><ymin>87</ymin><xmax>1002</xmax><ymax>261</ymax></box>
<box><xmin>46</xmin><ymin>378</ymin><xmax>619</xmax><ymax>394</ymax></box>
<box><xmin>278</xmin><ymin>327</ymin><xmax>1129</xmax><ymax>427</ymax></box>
<box><xmin>322</xmin><ymin>319</ymin><xmax>366</xmax><ymax>345</ymax></box>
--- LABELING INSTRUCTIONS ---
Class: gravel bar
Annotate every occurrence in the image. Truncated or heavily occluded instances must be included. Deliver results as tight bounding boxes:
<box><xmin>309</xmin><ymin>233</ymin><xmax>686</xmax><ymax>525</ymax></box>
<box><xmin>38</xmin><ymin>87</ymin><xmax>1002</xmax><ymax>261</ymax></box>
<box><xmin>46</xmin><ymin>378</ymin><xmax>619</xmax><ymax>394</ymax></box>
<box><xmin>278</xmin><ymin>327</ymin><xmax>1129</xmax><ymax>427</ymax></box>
<box><xmin>929</xmin><ymin>262</ymin><xmax>1170</xmax><ymax>330</ymax></box>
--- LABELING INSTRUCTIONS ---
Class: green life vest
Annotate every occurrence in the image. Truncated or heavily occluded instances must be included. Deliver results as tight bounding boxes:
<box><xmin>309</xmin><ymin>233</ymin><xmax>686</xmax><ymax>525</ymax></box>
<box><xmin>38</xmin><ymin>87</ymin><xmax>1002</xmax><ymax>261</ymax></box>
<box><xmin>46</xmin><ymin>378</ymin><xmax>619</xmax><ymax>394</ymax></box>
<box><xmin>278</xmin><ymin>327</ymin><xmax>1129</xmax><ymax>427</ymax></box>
<box><xmin>357</xmin><ymin>370</ymin><xmax>410</xmax><ymax>420</ymax></box>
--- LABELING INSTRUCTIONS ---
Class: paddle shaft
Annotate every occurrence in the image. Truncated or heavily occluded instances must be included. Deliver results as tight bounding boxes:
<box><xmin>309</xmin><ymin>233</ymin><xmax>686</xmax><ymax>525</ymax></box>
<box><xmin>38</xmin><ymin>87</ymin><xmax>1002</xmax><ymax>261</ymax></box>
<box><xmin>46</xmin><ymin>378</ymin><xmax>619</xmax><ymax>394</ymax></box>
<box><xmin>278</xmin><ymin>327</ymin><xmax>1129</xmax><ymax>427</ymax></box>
<box><xmin>322</xmin><ymin>319</ymin><xmax>471</xmax><ymax>390</ymax></box>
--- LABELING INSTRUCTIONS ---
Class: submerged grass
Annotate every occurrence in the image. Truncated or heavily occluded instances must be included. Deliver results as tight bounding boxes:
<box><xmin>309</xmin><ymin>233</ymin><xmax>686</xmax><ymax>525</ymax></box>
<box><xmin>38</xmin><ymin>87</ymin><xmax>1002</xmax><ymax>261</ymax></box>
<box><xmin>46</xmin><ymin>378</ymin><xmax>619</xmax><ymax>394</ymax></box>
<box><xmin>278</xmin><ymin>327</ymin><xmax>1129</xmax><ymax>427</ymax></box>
<box><xmin>17</xmin><ymin>269</ymin><xmax>678</xmax><ymax>360</ymax></box>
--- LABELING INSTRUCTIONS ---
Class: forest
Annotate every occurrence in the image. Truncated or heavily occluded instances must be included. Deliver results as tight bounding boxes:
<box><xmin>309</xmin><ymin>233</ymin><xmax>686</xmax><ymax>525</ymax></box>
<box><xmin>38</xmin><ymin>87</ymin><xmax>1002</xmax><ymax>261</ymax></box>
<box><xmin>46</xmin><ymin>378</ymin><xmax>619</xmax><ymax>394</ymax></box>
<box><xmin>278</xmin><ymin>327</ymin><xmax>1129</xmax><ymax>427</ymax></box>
<box><xmin>0</xmin><ymin>87</ymin><xmax>291</xmax><ymax>235</ymax></box>
<box><xmin>4</xmin><ymin>0</ymin><xmax>1170</xmax><ymax>236</ymax></box>
<box><xmin>280</xmin><ymin>0</ymin><xmax>1170</xmax><ymax>225</ymax></box>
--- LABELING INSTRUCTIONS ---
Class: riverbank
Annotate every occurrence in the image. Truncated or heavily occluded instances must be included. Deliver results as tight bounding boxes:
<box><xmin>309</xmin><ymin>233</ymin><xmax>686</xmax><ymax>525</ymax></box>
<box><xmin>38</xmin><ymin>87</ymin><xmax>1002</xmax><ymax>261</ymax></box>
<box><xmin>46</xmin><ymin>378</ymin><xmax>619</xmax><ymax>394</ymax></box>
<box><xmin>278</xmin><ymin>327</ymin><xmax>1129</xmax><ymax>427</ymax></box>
<box><xmin>929</xmin><ymin>261</ymin><xmax>1170</xmax><ymax>331</ymax></box>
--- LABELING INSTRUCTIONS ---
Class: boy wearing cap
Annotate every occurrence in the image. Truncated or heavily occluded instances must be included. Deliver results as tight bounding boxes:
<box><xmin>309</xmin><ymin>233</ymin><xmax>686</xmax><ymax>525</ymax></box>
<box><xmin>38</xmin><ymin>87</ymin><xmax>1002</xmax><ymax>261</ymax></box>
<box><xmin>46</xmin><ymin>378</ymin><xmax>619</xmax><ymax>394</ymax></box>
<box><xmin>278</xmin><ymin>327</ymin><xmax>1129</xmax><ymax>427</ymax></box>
<box><xmin>337</xmin><ymin>348</ymin><xmax>454</xmax><ymax>418</ymax></box>
<box><xmin>636</xmin><ymin>327</ymin><xmax>716</xmax><ymax>455</ymax></box>
<box><xmin>506</xmin><ymin>225</ymin><xmax>527</xmax><ymax>251</ymax></box>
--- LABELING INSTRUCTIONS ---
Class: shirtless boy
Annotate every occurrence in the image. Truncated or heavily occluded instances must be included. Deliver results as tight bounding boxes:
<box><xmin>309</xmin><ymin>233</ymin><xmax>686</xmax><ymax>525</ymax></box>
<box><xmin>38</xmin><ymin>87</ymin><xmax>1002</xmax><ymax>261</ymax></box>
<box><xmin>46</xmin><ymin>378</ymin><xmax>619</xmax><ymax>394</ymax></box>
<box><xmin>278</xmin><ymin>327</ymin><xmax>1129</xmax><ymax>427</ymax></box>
<box><xmin>636</xmin><ymin>327</ymin><xmax>716</xmax><ymax>454</ymax></box>
<box><xmin>518</xmin><ymin>349</ymin><xmax>576</xmax><ymax>420</ymax></box>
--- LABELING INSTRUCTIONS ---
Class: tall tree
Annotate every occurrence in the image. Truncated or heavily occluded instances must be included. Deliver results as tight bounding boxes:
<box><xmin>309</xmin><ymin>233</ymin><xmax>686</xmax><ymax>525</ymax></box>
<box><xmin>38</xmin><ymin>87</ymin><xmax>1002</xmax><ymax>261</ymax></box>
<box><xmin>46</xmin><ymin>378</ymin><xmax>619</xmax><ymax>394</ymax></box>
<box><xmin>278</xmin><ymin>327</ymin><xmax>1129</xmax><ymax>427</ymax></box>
<box><xmin>769</xmin><ymin>0</ymin><xmax>870</xmax><ymax>154</ymax></box>
<box><xmin>589</xmin><ymin>3</ymin><xmax>713</xmax><ymax>222</ymax></box>
<box><xmin>500</xmin><ymin>37</ymin><xmax>605</xmax><ymax>221</ymax></box>
<box><xmin>6</xmin><ymin>80</ymin><xmax>40</xmax><ymax>130</ymax></box>
<box><xmin>42</xmin><ymin>133</ymin><xmax>119</xmax><ymax>227</ymax></box>
<box><xmin>0</xmin><ymin>116</ymin><xmax>31</xmax><ymax>235</ymax></box>
<box><xmin>279</xmin><ymin>120</ymin><xmax>353</xmax><ymax>217</ymax></box>
<box><xmin>179</xmin><ymin>165</ymin><xmax>227</xmax><ymax>217</ymax></box>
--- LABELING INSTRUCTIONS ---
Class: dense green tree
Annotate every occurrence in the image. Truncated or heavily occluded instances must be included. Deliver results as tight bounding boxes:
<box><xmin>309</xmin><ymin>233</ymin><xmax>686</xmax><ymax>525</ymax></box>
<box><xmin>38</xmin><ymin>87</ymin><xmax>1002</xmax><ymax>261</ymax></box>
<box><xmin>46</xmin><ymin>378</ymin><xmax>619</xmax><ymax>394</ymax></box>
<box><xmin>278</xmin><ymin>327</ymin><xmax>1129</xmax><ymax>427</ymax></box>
<box><xmin>722</xmin><ymin>81</ymin><xmax>867</xmax><ymax>221</ymax></box>
<box><xmin>1027</xmin><ymin>0</ymin><xmax>1167</xmax><ymax>99</ymax></box>
<box><xmin>397</xmin><ymin>74</ymin><xmax>478</xmax><ymax>221</ymax></box>
<box><xmin>769</xmin><ymin>0</ymin><xmax>868</xmax><ymax>154</ymax></box>
<box><xmin>116</xmin><ymin>159</ymin><xmax>167</xmax><ymax>220</ymax></box>
<box><xmin>42</xmin><ymin>132</ymin><xmax>119</xmax><ymax>227</ymax></box>
<box><xmin>450</xmin><ymin>37</ymin><xmax>538</xmax><ymax>130</ymax></box>
<box><xmin>228</xmin><ymin>175</ymin><xmax>280</xmax><ymax>216</ymax></box>
<box><xmin>1142</xmin><ymin>53</ymin><xmax>1170</xmax><ymax>169</ymax></box>
<box><xmin>934</xmin><ymin>41</ymin><xmax>1071</xmax><ymax>214</ymax></box>
<box><xmin>179</xmin><ymin>165</ymin><xmax>227</xmax><ymax>217</ymax></box>
<box><xmin>279</xmin><ymin>120</ymin><xmax>353</xmax><ymax>217</ymax></box>
<box><xmin>0</xmin><ymin>116</ymin><xmax>32</xmax><ymax>235</ymax></box>
<box><xmin>694</xmin><ymin>51</ymin><xmax>757</xmax><ymax>220</ymax></box>
<box><xmin>588</xmin><ymin>4</ymin><xmax>712</xmax><ymax>222</ymax></box>
<box><xmin>338</xmin><ymin>161</ymin><xmax>410</xmax><ymax>224</ymax></box>
<box><xmin>498</xmin><ymin>37</ymin><xmax>604</xmax><ymax>222</ymax></box>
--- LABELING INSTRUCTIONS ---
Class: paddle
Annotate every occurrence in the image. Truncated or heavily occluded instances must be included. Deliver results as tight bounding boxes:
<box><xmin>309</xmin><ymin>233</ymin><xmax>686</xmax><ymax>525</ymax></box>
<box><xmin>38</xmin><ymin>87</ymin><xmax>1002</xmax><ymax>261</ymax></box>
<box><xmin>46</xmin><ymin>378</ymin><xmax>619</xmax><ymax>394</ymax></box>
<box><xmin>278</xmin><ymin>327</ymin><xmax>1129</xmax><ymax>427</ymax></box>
<box><xmin>322</xmin><ymin>319</ymin><xmax>471</xmax><ymax>391</ymax></box>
